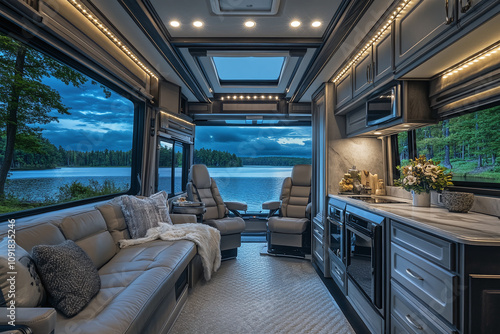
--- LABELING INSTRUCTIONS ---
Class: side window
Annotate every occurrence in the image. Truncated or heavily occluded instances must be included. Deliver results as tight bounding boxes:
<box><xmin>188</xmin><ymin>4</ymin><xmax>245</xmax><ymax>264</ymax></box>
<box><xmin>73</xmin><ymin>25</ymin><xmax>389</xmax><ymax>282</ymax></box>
<box><xmin>0</xmin><ymin>32</ymin><xmax>135</xmax><ymax>217</ymax></box>
<box><xmin>157</xmin><ymin>139</ymin><xmax>188</xmax><ymax>195</ymax></box>
<box><xmin>158</xmin><ymin>140</ymin><xmax>174</xmax><ymax>194</ymax></box>
<box><xmin>174</xmin><ymin>142</ymin><xmax>184</xmax><ymax>194</ymax></box>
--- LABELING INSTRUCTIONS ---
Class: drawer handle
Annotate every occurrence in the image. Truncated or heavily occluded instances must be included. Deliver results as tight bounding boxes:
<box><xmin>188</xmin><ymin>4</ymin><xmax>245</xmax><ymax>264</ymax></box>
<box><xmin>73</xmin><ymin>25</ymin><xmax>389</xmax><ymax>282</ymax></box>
<box><xmin>334</xmin><ymin>267</ymin><xmax>342</xmax><ymax>277</ymax></box>
<box><xmin>405</xmin><ymin>314</ymin><xmax>423</xmax><ymax>330</ymax></box>
<box><xmin>406</xmin><ymin>268</ymin><xmax>424</xmax><ymax>281</ymax></box>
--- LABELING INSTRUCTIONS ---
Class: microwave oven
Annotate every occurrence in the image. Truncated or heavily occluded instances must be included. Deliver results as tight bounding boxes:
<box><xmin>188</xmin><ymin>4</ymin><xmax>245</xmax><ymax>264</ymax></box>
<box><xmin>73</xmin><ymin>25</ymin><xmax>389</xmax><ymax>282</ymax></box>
<box><xmin>366</xmin><ymin>86</ymin><xmax>401</xmax><ymax>126</ymax></box>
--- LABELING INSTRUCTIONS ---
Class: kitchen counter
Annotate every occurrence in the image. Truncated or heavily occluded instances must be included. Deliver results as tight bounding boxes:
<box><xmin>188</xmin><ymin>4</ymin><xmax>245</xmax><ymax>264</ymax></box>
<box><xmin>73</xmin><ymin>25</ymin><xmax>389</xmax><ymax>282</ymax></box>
<box><xmin>329</xmin><ymin>194</ymin><xmax>500</xmax><ymax>246</ymax></box>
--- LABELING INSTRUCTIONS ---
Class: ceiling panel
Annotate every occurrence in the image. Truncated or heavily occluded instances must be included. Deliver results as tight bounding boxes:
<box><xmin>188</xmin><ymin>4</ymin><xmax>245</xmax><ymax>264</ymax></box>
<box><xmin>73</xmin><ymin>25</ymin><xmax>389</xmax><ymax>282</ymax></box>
<box><xmin>150</xmin><ymin>0</ymin><xmax>342</xmax><ymax>38</ymax></box>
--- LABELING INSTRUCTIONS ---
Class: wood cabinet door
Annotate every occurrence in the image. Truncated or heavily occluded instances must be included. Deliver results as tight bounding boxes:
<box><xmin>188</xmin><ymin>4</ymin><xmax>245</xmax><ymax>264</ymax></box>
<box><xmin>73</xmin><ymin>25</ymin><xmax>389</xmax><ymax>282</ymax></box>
<box><xmin>395</xmin><ymin>0</ymin><xmax>455</xmax><ymax>69</ymax></box>
<box><xmin>469</xmin><ymin>275</ymin><xmax>500</xmax><ymax>334</ymax></box>
<box><xmin>352</xmin><ymin>51</ymin><xmax>373</xmax><ymax>97</ymax></box>
<box><xmin>334</xmin><ymin>71</ymin><xmax>352</xmax><ymax>111</ymax></box>
<box><xmin>373</xmin><ymin>29</ymin><xmax>393</xmax><ymax>84</ymax></box>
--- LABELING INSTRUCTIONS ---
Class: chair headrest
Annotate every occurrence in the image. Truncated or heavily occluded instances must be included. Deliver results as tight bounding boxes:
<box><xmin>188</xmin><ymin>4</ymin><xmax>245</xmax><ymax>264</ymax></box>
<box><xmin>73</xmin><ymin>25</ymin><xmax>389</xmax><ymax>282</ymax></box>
<box><xmin>291</xmin><ymin>164</ymin><xmax>312</xmax><ymax>187</ymax></box>
<box><xmin>189</xmin><ymin>164</ymin><xmax>211</xmax><ymax>189</ymax></box>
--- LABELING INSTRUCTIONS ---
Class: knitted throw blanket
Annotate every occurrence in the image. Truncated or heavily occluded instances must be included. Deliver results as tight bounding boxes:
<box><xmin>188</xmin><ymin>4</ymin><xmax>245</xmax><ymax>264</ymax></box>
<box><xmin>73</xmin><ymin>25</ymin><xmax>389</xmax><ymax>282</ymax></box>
<box><xmin>119</xmin><ymin>223</ymin><xmax>221</xmax><ymax>281</ymax></box>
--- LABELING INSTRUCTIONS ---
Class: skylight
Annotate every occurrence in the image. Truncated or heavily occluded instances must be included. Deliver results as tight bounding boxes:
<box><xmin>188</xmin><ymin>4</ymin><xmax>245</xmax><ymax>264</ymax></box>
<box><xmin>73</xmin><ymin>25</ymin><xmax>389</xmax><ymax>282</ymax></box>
<box><xmin>212</xmin><ymin>57</ymin><xmax>285</xmax><ymax>81</ymax></box>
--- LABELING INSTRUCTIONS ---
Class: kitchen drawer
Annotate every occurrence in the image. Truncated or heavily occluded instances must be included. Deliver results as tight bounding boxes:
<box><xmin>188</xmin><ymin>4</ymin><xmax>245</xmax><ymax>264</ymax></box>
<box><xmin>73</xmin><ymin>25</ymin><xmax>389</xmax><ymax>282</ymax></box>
<box><xmin>391</xmin><ymin>220</ymin><xmax>455</xmax><ymax>270</ymax></box>
<box><xmin>313</xmin><ymin>217</ymin><xmax>325</xmax><ymax>239</ymax></box>
<box><xmin>391</xmin><ymin>243</ymin><xmax>458</xmax><ymax>324</ymax></box>
<box><xmin>313</xmin><ymin>232</ymin><xmax>324</xmax><ymax>263</ymax></box>
<box><xmin>391</xmin><ymin>280</ymin><xmax>457</xmax><ymax>334</ymax></box>
<box><xmin>329</xmin><ymin>249</ymin><xmax>346</xmax><ymax>292</ymax></box>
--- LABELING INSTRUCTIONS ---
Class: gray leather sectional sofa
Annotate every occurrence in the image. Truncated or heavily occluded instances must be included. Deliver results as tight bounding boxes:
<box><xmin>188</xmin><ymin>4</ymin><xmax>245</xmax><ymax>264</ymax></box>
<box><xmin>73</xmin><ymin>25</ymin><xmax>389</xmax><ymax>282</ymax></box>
<box><xmin>0</xmin><ymin>200</ymin><xmax>202</xmax><ymax>334</ymax></box>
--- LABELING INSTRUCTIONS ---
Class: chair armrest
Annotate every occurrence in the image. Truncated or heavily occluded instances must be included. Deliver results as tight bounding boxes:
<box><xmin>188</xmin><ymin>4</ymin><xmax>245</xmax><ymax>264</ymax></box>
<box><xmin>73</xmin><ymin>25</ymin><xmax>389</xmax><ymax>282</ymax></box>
<box><xmin>0</xmin><ymin>308</ymin><xmax>56</xmax><ymax>334</ymax></box>
<box><xmin>170</xmin><ymin>214</ymin><xmax>197</xmax><ymax>224</ymax></box>
<box><xmin>225</xmin><ymin>201</ymin><xmax>248</xmax><ymax>211</ymax></box>
<box><xmin>262</xmin><ymin>200</ymin><xmax>281</xmax><ymax>211</ymax></box>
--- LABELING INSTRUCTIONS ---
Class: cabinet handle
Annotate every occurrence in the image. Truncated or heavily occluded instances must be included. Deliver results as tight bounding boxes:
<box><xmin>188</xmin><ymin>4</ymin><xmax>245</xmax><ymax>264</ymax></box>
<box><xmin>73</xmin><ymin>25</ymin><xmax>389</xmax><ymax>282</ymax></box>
<box><xmin>445</xmin><ymin>0</ymin><xmax>454</xmax><ymax>25</ymax></box>
<box><xmin>406</xmin><ymin>268</ymin><xmax>424</xmax><ymax>281</ymax></box>
<box><xmin>405</xmin><ymin>314</ymin><xmax>424</xmax><ymax>330</ymax></box>
<box><xmin>334</xmin><ymin>267</ymin><xmax>342</xmax><ymax>277</ymax></box>
<box><xmin>460</xmin><ymin>0</ymin><xmax>471</xmax><ymax>13</ymax></box>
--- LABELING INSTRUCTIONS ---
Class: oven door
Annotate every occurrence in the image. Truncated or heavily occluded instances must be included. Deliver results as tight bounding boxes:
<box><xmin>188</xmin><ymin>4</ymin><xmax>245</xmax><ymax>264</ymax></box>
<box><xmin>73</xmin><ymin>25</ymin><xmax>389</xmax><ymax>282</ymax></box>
<box><xmin>346</xmin><ymin>222</ymin><xmax>383</xmax><ymax>310</ymax></box>
<box><xmin>328</xmin><ymin>217</ymin><xmax>344</xmax><ymax>263</ymax></box>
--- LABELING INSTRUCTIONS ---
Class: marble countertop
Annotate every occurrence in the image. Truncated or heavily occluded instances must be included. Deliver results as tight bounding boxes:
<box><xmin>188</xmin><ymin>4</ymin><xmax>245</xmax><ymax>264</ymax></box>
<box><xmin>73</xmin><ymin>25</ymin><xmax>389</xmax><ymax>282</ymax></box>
<box><xmin>329</xmin><ymin>194</ymin><xmax>500</xmax><ymax>246</ymax></box>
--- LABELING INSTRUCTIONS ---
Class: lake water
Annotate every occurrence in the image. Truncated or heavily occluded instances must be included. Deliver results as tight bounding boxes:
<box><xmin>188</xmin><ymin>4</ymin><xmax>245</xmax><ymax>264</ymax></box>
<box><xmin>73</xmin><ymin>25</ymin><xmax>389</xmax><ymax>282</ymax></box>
<box><xmin>7</xmin><ymin>166</ymin><xmax>292</xmax><ymax>212</ymax></box>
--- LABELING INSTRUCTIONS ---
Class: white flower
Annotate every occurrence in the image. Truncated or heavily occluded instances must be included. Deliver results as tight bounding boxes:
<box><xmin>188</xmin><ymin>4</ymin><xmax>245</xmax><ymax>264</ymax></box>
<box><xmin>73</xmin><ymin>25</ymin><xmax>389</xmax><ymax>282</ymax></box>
<box><xmin>404</xmin><ymin>175</ymin><xmax>417</xmax><ymax>185</ymax></box>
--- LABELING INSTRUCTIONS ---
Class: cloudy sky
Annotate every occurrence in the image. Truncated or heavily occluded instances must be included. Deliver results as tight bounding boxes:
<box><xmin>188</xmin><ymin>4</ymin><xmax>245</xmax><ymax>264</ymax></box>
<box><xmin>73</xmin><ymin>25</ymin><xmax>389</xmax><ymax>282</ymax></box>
<box><xmin>195</xmin><ymin>126</ymin><xmax>311</xmax><ymax>158</ymax></box>
<box><xmin>41</xmin><ymin>76</ymin><xmax>134</xmax><ymax>152</ymax></box>
<box><xmin>41</xmin><ymin>78</ymin><xmax>311</xmax><ymax>157</ymax></box>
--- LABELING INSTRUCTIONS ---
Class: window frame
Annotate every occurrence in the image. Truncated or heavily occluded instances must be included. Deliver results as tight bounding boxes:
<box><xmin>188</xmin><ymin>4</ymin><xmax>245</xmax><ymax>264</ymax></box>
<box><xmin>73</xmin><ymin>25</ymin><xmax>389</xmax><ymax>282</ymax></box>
<box><xmin>0</xmin><ymin>28</ymin><xmax>143</xmax><ymax>221</ymax></box>
<box><xmin>391</xmin><ymin>123</ymin><xmax>500</xmax><ymax>197</ymax></box>
<box><xmin>156</xmin><ymin>138</ymin><xmax>190</xmax><ymax>197</ymax></box>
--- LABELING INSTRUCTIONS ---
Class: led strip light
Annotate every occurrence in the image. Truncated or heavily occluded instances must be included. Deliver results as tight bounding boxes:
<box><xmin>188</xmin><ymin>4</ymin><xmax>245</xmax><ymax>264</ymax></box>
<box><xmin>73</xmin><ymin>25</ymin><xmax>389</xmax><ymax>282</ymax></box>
<box><xmin>442</xmin><ymin>43</ymin><xmax>500</xmax><ymax>79</ymax></box>
<box><xmin>220</xmin><ymin>95</ymin><xmax>280</xmax><ymax>101</ymax></box>
<box><xmin>333</xmin><ymin>0</ymin><xmax>411</xmax><ymax>83</ymax></box>
<box><xmin>68</xmin><ymin>0</ymin><xmax>158</xmax><ymax>79</ymax></box>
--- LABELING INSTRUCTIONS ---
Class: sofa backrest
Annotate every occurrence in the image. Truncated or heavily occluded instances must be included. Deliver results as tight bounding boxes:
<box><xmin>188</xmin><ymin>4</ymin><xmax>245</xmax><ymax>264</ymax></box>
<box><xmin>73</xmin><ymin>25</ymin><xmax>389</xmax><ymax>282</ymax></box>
<box><xmin>1</xmin><ymin>202</ymin><xmax>119</xmax><ymax>270</ymax></box>
<box><xmin>59</xmin><ymin>210</ymin><xmax>117</xmax><ymax>269</ymax></box>
<box><xmin>96</xmin><ymin>202</ymin><xmax>131</xmax><ymax>244</ymax></box>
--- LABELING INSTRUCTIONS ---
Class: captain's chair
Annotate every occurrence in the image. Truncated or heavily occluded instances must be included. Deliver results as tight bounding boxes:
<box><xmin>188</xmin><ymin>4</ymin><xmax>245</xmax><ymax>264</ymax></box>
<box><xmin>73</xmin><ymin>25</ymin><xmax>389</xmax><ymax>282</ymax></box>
<box><xmin>186</xmin><ymin>164</ymin><xmax>247</xmax><ymax>259</ymax></box>
<box><xmin>262</xmin><ymin>164</ymin><xmax>312</xmax><ymax>257</ymax></box>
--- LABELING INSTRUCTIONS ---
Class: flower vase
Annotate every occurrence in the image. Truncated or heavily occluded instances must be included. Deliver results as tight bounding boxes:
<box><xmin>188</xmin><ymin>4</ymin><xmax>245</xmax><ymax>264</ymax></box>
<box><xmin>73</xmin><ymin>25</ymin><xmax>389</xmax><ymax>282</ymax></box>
<box><xmin>411</xmin><ymin>190</ymin><xmax>430</xmax><ymax>207</ymax></box>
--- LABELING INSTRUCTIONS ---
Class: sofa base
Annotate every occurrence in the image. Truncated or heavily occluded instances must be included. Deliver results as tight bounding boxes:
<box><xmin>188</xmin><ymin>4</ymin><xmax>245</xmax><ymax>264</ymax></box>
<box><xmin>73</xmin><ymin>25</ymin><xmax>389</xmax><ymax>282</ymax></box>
<box><xmin>221</xmin><ymin>248</ymin><xmax>238</xmax><ymax>260</ymax></box>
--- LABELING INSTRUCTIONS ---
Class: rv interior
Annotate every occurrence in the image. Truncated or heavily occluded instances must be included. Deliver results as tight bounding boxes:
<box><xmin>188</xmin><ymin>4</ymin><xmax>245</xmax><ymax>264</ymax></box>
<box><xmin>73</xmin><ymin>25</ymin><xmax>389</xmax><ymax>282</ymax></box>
<box><xmin>1</xmin><ymin>0</ymin><xmax>500</xmax><ymax>333</ymax></box>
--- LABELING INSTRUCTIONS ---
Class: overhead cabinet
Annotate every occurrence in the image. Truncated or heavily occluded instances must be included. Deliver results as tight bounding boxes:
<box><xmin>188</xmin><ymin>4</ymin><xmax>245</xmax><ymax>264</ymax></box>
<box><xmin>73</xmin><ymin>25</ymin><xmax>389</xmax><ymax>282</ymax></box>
<box><xmin>335</xmin><ymin>28</ymin><xmax>393</xmax><ymax>113</ymax></box>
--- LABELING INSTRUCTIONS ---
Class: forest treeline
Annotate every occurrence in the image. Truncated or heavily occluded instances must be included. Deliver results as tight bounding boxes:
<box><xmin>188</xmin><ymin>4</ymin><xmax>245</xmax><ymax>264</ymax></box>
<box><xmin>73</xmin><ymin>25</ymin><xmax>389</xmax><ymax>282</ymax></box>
<box><xmin>3</xmin><ymin>135</ymin><xmax>312</xmax><ymax>170</ymax></box>
<box><xmin>193</xmin><ymin>148</ymin><xmax>242</xmax><ymax>167</ymax></box>
<box><xmin>398</xmin><ymin>106</ymin><xmax>500</xmax><ymax>178</ymax></box>
<box><xmin>241</xmin><ymin>156</ymin><xmax>311</xmax><ymax>166</ymax></box>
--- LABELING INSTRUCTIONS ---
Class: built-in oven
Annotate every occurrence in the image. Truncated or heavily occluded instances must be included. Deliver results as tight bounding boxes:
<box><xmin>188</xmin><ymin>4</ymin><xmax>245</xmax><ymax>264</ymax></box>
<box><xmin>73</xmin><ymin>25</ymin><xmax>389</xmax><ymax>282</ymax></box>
<box><xmin>345</xmin><ymin>205</ymin><xmax>385</xmax><ymax>313</ymax></box>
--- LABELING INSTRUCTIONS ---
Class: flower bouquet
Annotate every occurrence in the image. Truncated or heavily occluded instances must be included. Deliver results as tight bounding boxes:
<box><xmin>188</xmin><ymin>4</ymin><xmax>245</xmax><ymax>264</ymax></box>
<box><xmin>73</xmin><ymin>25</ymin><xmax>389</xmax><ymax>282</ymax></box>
<box><xmin>395</xmin><ymin>155</ymin><xmax>453</xmax><ymax>206</ymax></box>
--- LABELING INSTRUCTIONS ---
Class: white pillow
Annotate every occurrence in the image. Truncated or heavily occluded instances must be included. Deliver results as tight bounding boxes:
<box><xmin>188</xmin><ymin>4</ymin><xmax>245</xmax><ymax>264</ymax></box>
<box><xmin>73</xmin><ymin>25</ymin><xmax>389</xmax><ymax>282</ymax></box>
<box><xmin>120</xmin><ymin>191</ymin><xmax>172</xmax><ymax>239</ymax></box>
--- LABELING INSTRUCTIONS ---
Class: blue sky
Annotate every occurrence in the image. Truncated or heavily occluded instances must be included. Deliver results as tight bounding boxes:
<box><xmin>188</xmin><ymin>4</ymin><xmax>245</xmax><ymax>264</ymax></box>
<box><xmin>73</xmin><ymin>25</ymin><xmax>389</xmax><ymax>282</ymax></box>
<box><xmin>213</xmin><ymin>57</ymin><xmax>285</xmax><ymax>80</ymax></box>
<box><xmin>195</xmin><ymin>126</ymin><xmax>311</xmax><ymax>158</ymax></box>
<box><xmin>41</xmin><ymin>77</ymin><xmax>134</xmax><ymax>152</ymax></box>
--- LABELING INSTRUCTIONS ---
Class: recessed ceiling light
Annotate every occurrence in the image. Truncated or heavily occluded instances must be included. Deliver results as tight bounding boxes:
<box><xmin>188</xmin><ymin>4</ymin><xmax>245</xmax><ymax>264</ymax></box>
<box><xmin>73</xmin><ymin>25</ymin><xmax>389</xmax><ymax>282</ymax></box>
<box><xmin>193</xmin><ymin>21</ymin><xmax>203</xmax><ymax>28</ymax></box>
<box><xmin>244</xmin><ymin>20</ymin><xmax>256</xmax><ymax>28</ymax></box>
<box><xmin>170</xmin><ymin>21</ymin><xmax>180</xmax><ymax>27</ymax></box>
<box><xmin>312</xmin><ymin>21</ymin><xmax>322</xmax><ymax>27</ymax></box>
<box><xmin>290</xmin><ymin>20</ymin><xmax>301</xmax><ymax>28</ymax></box>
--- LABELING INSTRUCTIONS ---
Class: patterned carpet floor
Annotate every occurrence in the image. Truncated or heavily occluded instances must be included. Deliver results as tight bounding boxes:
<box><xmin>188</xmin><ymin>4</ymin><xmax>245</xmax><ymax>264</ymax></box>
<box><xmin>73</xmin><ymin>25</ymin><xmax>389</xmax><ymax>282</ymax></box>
<box><xmin>169</xmin><ymin>243</ymin><xmax>355</xmax><ymax>334</ymax></box>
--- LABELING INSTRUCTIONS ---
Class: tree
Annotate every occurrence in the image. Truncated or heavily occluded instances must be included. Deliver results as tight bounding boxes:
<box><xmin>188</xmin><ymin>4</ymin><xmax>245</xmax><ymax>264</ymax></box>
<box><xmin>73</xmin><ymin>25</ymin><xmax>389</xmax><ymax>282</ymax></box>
<box><xmin>0</xmin><ymin>34</ymin><xmax>87</xmax><ymax>197</ymax></box>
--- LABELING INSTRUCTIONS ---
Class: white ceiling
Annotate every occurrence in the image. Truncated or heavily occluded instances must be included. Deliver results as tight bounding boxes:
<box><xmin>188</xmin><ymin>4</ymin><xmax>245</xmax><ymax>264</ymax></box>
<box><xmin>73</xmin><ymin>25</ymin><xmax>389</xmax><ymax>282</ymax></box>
<box><xmin>150</xmin><ymin>0</ymin><xmax>342</xmax><ymax>39</ymax></box>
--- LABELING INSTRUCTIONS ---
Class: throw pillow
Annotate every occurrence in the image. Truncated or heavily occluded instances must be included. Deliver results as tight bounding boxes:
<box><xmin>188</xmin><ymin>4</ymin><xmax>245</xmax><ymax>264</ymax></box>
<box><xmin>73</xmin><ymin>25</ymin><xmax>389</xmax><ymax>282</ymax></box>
<box><xmin>0</xmin><ymin>238</ymin><xmax>45</xmax><ymax>307</ymax></box>
<box><xmin>120</xmin><ymin>191</ymin><xmax>172</xmax><ymax>239</ymax></box>
<box><xmin>31</xmin><ymin>240</ymin><xmax>101</xmax><ymax>317</ymax></box>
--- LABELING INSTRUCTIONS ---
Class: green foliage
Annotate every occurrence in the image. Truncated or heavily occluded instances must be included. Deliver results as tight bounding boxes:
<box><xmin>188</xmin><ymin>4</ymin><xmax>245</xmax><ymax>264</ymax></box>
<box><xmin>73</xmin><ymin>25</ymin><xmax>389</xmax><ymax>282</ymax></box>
<box><xmin>193</xmin><ymin>148</ymin><xmax>242</xmax><ymax>167</ymax></box>
<box><xmin>410</xmin><ymin>106</ymin><xmax>500</xmax><ymax>181</ymax></box>
<box><xmin>58</xmin><ymin>179</ymin><xmax>127</xmax><ymax>202</ymax></box>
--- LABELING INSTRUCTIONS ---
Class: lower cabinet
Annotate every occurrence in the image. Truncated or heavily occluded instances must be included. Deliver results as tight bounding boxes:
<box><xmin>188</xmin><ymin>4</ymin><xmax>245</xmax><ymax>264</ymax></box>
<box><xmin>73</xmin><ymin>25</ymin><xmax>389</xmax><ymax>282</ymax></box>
<box><xmin>468</xmin><ymin>275</ymin><xmax>500</xmax><ymax>333</ymax></box>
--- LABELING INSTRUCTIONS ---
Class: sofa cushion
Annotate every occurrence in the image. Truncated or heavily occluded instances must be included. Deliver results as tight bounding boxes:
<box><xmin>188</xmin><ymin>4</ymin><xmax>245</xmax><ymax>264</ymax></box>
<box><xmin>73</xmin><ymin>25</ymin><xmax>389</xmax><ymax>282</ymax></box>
<box><xmin>32</xmin><ymin>240</ymin><xmax>101</xmax><ymax>318</ymax></box>
<box><xmin>59</xmin><ymin>210</ymin><xmax>117</xmax><ymax>269</ymax></box>
<box><xmin>120</xmin><ymin>192</ymin><xmax>171</xmax><ymax>239</ymax></box>
<box><xmin>55</xmin><ymin>240</ymin><xmax>196</xmax><ymax>333</ymax></box>
<box><xmin>96</xmin><ymin>200</ymin><xmax>131</xmax><ymax>243</ymax></box>
<box><xmin>0</xmin><ymin>238</ymin><xmax>45</xmax><ymax>307</ymax></box>
<box><xmin>15</xmin><ymin>223</ymin><xmax>66</xmax><ymax>254</ymax></box>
